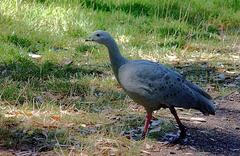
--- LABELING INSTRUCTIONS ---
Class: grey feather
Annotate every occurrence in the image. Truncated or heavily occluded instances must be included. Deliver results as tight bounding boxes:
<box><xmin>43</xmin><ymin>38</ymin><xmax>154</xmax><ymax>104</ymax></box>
<box><xmin>87</xmin><ymin>30</ymin><xmax>216</xmax><ymax>115</ymax></box>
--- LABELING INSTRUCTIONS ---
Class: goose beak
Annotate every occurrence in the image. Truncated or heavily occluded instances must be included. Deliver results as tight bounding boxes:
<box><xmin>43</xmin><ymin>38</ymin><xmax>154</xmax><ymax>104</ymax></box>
<box><xmin>85</xmin><ymin>36</ymin><xmax>93</xmax><ymax>42</ymax></box>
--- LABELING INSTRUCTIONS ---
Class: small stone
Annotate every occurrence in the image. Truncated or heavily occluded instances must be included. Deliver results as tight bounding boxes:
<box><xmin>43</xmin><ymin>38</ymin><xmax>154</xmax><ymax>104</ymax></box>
<box><xmin>235</xmin><ymin>75</ymin><xmax>240</xmax><ymax>80</ymax></box>
<box><xmin>34</xmin><ymin>96</ymin><xmax>44</xmax><ymax>104</ymax></box>
<box><xmin>190</xmin><ymin>117</ymin><xmax>206</xmax><ymax>122</ymax></box>
<box><xmin>192</xmin><ymin>121</ymin><xmax>202</xmax><ymax>124</ymax></box>
<box><xmin>218</xmin><ymin>73</ymin><xmax>225</xmax><ymax>79</ymax></box>
<box><xmin>1</xmin><ymin>69</ymin><xmax>8</xmax><ymax>76</ymax></box>
<box><xmin>229</xmin><ymin>98</ymin><xmax>234</xmax><ymax>101</ymax></box>
<box><xmin>80</xmin><ymin>124</ymin><xmax>87</xmax><ymax>128</ymax></box>
<box><xmin>235</xmin><ymin>127</ymin><xmax>240</xmax><ymax>130</ymax></box>
<box><xmin>214</xmin><ymin>73</ymin><xmax>226</xmax><ymax>82</ymax></box>
<box><xmin>181</xmin><ymin>117</ymin><xmax>206</xmax><ymax>122</ymax></box>
<box><xmin>150</xmin><ymin>119</ymin><xmax>161</xmax><ymax>128</ymax></box>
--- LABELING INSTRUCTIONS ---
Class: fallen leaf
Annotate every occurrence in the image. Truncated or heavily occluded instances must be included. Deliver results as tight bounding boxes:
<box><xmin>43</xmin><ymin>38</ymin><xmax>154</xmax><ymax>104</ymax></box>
<box><xmin>5</xmin><ymin>111</ymin><xmax>22</xmax><ymax>117</ymax></box>
<box><xmin>45</xmin><ymin>92</ymin><xmax>64</xmax><ymax>101</ymax></box>
<box><xmin>180</xmin><ymin>117</ymin><xmax>206</xmax><ymax>122</ymax></box>
<box><xmin>24</xmin><ymin>111</ymin><xmax>33</xmax><ymax>117</ymax></box>
<box><xmin>61</xmin><ymin>58</ymin><xmax>73</xmax><ymax>66</ymax></box>
<box><xmin>141</xmin><ymin>150</ymin><xmax>151</xmax><ymax>155</ymax></box>
<box><xmin>43</xmin><ymin>125</ymin><xmax>58</xmax><ymax>129</ymax></box>
<box><xmin>217</xmin><ymin>68</ymin><xmax>225</xmax><ymax>72</ymax></box>
<box><xmin>51</xmin><ymin>115</ymin><xmax>61</xmax><ymax>121</ymax></box>
<box><xmin>28</xmin><ymin>53</ymin><xmax>42</xmax><ymax>59</ymax></box>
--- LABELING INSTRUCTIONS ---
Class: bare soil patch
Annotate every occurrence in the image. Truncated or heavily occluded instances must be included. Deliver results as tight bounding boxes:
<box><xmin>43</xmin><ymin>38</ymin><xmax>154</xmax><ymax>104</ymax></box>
<box><xmin>147</xmin><ymin>91</ymin><xmax>240</xmax><ymax>156</ymax></box>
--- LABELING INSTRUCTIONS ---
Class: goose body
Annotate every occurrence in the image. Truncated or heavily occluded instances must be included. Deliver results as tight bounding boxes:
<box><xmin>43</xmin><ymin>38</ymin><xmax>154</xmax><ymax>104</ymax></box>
<box><xmin>86</xmin><ymin>30</ymin><xmax>215</xmax><ymax>141</ymax></box>
<box><xmin>118</xmin><ymin>60</ymin><xmax>215</xmax><ymax>114</ymax></box>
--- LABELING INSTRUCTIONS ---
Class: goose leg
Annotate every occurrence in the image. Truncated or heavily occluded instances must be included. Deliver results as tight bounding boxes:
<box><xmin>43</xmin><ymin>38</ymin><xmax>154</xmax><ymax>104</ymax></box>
<box><xmin>141</xmin><ymin>112</ymin><xmax>152</xmax><ymax>138</ymax></box>
<box><xmin>168</xmin><ymin>107</ymin><xmax>187</xmax><ymax>143</ymax></box>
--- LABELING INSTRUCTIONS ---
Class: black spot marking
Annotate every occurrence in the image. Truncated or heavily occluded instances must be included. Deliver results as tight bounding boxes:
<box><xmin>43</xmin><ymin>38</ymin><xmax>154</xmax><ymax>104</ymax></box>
<box><xmin>177</xmin><ymin>78</ymin><xmax>181</xmax><ymax>81</ymax></box>
<box><xmin>165</xmin><ymin>75</ymin><xmax>170</xmax><ymax>80</ymax></box>
<box><xmin>161</xmin><ymin>86</ymin><xmax>167</xmax><ymax>89</ymax></box>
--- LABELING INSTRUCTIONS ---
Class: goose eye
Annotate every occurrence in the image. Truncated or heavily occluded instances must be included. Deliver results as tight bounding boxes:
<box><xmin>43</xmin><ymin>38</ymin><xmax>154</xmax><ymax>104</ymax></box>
<box><xmin>96</xmin><ymin>34</ymin><xmax>100</xmax><ymax>37</ymax></box>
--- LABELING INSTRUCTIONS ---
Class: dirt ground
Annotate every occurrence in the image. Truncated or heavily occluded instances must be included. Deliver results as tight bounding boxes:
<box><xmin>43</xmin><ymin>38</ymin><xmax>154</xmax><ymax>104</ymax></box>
<box><xmin>0</xmin><ymin>91</ymin><xmax>239</xmax><ymax>156</ymax></box>
<box><xmin>147</xmin><ymin>91</ymin><xmax>240</xmax><ymax>156</ymax></box>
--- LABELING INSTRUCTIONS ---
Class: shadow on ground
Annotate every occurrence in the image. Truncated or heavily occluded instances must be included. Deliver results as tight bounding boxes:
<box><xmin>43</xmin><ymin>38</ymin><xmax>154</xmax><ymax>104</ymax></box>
<box><xmin>183</xmin><ymin>125</ymin><xmax>240</xmax><ymax>155</ymax></box>
<box><xmin>0</xmin><ymin>57</ymin><xmax>105</xmax><ymax>81</ymax></box>
<box><xmin>172</xmin><ymin>61</ymin><xmax>239</xmax><ymax>89</ymax></box>
<box><xmin>155</xmin><ymin>92</ymin><xmax>240</xmax><ymax>156</ymax></box>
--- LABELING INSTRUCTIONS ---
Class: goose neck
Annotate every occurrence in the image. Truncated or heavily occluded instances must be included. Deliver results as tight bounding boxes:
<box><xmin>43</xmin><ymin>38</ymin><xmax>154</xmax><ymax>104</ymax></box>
<box><xmin>106</xmin><ymin>38</ymin><xmax>127</xmax><ymax>78</ymax></box>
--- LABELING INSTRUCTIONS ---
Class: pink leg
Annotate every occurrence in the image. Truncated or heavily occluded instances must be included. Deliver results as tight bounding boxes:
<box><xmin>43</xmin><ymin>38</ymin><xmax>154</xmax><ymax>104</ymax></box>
<box><xmin>142</xmin><ymin>112</ymin><xmax>152</xmax><ymax>138</ymax></box>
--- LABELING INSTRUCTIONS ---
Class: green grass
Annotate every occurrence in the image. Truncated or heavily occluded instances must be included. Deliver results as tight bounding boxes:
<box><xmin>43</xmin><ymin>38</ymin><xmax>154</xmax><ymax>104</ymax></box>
<box><xmin>0</xmin><ymin>0</ymin><xmax>239</xmax><ymax>154</ymax></box>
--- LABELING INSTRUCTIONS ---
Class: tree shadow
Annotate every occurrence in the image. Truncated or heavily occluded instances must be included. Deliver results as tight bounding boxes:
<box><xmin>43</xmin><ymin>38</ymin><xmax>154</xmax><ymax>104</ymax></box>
<box><xmin>181</xmin><ymin>125</ymin><xmax>240</xmax><ymax>155</ymax></box>
<box><xmin>216</xmin><ymin>93</ymin><xmax>240</xmax><ymax>115</ymax></box>
<box><xmin>0</xmin><ymin>119</ymin><xmax>73</xmax><ymax>152</ymax></box>
<box><xmin>0</xmin><ymin>57</ymin><xmax>108</xmax><ymax>105</ymax></box>
<box><xmin>0</xmin><ymin>57</ymin><xmax>104</xmax><ymax>81</ymax></box>
<box><xmin>171</xmin><ymin>61</ymin><xmax>239</xmax><ymax>89</ymax></box>
<box><xmin>216</xmin><ymin>107</ymin><xmax>240</xmax><ymax>116</ymax></box>
<box><xmin>155</xmin><ymin>112</ymin><xmax>240</xmax><ymax>155</ymax></box>
<box><xmin>156</xmin><ymin>89</ymin><xmax>240</xmax><ymax>155</ymax></box>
